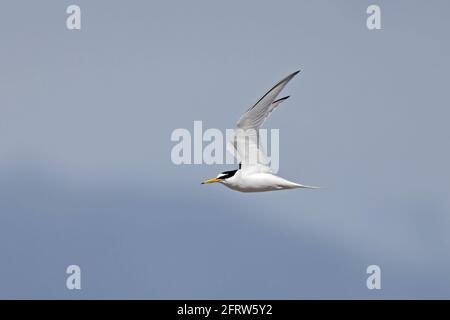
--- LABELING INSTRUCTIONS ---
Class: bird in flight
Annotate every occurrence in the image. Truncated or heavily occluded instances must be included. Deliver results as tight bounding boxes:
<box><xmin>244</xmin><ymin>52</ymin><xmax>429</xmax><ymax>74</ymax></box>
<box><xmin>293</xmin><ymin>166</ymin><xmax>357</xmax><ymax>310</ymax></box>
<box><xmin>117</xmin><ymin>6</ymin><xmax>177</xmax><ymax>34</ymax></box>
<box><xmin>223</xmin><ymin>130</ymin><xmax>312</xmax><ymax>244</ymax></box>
<box><xmin>202</xmin><ymin>70</ymin><xmax>318</xmax><ymax>192</ymax></box>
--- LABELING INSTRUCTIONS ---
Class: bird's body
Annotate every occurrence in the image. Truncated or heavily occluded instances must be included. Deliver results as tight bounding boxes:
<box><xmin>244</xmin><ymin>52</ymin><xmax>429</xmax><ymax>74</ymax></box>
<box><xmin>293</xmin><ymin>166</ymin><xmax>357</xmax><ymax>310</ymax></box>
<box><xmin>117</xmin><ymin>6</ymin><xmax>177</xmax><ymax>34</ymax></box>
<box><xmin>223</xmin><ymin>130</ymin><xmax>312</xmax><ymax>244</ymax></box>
<box><xmin>202</xmin><ymin>70</ymin><xmax>317</xmax><ymax>193</ymax></box>
<box><xmin>222</xmin><ymin>171</ymin><xmax>313</xmax><ymax>193</ymax></box>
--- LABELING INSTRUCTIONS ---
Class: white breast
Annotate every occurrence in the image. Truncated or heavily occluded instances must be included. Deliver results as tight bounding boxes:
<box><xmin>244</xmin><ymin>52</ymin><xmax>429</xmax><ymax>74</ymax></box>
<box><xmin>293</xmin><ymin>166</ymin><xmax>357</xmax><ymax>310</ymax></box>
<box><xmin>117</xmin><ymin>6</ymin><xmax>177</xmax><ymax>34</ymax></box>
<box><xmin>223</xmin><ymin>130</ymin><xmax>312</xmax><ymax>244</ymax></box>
<box><xmin>223</xmin><ymin>172</ymin><xmax>303</xmax><ymax>193</ymax></box>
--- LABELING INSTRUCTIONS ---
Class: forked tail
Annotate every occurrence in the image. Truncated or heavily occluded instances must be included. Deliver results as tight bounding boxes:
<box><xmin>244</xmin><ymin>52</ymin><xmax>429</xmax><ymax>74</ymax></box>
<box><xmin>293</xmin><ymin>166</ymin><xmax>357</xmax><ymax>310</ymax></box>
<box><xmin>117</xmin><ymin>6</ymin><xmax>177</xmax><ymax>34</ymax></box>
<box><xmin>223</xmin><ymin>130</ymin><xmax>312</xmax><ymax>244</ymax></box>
<box><xmin>294</xmin><ymin>183</ymin><xmax>320</xmax><ymax>189</ymax></box>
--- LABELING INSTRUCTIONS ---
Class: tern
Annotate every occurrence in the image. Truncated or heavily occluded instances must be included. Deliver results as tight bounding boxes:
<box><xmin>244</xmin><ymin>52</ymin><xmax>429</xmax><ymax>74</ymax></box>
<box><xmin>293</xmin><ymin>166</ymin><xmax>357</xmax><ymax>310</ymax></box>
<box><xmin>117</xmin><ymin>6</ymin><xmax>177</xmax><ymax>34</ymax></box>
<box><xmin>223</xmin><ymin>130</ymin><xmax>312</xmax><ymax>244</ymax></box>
<box><xmin>202</xmin><ymin>70</ymin><xmax>318</xmax><ymax>192</ymax></box>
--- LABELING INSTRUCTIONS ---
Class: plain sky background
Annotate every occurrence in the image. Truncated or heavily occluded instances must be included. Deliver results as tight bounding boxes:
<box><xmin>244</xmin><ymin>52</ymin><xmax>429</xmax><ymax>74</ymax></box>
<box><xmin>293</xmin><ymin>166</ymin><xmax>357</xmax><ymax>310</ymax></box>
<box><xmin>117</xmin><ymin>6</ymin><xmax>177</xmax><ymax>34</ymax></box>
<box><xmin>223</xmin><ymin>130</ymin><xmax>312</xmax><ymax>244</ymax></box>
<box><xmin>1</xmin><ymin>0</ymin><xmax>450</xmax><ymax>299</ymax></box>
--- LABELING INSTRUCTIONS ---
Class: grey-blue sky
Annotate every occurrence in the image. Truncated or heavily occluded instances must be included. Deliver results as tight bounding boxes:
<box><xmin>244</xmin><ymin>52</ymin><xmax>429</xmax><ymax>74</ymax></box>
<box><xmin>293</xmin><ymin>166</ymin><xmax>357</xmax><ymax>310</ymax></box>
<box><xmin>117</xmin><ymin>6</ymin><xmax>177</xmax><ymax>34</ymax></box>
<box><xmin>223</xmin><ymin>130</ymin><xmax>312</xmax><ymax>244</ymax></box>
<box><xmin>1</xmin><ymin>0</ymin><xmax>450</xmax><ymax>298</ymax></box>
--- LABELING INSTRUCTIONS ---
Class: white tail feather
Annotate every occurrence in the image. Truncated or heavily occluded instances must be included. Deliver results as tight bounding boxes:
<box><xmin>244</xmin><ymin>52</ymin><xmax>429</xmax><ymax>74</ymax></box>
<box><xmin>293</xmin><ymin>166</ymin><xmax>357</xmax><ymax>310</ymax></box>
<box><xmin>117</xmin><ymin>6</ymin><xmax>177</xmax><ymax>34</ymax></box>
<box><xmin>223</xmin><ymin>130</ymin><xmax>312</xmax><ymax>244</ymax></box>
<box><xmin>294</xmin><ymin>183</ymin><xmax>320</xmax><ymax>189</ymax></box>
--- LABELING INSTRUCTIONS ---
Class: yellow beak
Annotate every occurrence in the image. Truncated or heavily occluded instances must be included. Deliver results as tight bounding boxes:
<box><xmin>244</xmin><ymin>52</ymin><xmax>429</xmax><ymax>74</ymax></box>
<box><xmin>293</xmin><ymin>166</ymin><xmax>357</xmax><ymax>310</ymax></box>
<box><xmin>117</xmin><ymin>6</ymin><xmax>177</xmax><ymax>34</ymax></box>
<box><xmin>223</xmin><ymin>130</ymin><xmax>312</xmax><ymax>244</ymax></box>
<box><xmin>201</xmin><ymin>178</ymin><xmax>221</xmax><ymax>184</ymax></box>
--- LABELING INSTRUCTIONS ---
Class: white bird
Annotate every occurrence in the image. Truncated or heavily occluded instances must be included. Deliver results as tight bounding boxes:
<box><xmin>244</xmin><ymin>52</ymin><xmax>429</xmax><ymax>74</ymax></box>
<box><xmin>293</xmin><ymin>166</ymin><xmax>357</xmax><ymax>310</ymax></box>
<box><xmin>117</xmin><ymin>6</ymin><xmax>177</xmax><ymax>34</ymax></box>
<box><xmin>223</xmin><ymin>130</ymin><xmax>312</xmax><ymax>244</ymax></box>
<box><xmin>202</xmin><ymin>70</ymin><xmax>318</xmax><ymax>192</ymax></box>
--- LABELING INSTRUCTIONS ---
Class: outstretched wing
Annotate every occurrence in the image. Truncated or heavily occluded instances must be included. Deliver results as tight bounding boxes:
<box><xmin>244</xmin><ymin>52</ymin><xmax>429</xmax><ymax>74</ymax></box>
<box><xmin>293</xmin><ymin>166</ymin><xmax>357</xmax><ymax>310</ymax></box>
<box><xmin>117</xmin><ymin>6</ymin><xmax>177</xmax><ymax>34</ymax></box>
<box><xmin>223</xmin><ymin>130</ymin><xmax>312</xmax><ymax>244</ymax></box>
<box><xmin>236</xmin><ymin>70</ymin><xmax>300</xmax><ymax>130</ymax></box>
<box><xmin>229</xmin><ymin>70</ymin><xmax>300</xmax><ymax>173</ymax></box>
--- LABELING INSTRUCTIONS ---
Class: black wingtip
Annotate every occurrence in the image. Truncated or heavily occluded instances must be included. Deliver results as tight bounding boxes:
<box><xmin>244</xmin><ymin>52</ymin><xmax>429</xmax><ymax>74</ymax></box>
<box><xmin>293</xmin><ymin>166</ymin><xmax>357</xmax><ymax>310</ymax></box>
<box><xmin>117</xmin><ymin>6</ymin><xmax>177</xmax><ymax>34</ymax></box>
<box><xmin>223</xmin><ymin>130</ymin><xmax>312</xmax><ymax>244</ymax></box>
<box><xmin>293</xmin><ymin>69</ymin><xmax>301</xmax><ymax>76</ymax></box>
<box><xmin>273</xmin><ymin>96</ymin><xmax>290</xmax><ymax>104</ymax></box>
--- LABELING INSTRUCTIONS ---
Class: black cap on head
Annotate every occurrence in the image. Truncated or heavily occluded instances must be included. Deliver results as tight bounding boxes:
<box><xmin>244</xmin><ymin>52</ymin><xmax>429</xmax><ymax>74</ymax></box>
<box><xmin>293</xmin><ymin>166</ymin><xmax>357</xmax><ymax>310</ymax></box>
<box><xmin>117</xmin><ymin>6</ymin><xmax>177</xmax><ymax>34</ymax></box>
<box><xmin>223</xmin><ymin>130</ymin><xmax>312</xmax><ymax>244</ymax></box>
<box><xmin>218</xmin><ymin>169</ymin><xmax>238</xmax><ymax>180</ymax></box>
